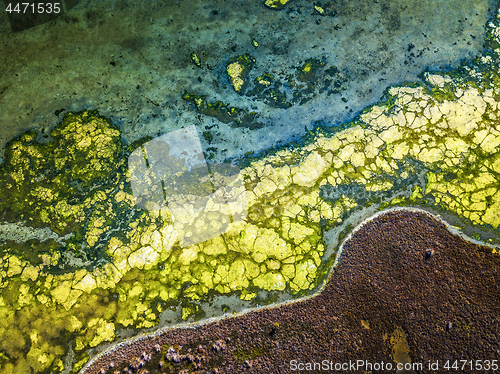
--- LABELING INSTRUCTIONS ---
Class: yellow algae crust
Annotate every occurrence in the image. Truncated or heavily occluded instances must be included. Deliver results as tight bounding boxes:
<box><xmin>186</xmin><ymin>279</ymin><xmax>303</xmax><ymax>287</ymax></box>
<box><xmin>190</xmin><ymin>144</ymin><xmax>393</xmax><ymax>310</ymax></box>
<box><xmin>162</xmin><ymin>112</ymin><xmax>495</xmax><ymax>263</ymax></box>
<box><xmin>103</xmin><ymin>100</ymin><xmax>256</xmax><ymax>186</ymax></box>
<box><xmin>264</xmin><ymin>0</ymin><xmax>291</xmax><ymax>9</ymax></box>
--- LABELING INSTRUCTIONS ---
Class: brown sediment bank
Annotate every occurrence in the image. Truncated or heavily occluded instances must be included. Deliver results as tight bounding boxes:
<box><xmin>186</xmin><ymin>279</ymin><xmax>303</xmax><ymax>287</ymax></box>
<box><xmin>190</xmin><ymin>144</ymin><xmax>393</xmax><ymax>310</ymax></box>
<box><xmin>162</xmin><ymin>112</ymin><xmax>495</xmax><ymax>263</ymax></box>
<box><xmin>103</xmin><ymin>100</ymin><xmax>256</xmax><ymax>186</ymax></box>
<box><xmin>82</xmin><ymin>210</ymin><xmax>500</xmax><ymax>374</ymax></box>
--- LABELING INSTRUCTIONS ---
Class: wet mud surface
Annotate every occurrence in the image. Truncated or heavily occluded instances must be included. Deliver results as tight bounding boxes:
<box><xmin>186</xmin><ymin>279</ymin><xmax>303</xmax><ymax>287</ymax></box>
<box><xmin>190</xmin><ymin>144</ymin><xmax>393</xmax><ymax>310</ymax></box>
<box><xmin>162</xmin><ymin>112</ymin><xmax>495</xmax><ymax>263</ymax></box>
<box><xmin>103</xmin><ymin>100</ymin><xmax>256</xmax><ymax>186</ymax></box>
<box><xmin>83</xmin><ymin>210</ymin><xmax>500</xmax><ymax>374</ymax></box>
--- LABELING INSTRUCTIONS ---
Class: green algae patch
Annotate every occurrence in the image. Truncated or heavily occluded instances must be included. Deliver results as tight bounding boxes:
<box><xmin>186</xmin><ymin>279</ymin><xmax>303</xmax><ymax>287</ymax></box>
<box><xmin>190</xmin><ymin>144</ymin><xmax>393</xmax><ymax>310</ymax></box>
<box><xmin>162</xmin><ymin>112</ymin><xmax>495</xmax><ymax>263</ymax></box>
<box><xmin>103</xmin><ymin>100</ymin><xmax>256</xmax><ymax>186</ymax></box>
<box><xmin>234</xmin><ymin>345</ymin><xmax>269</xmax><ymax>362</ymax></box>
<box><xmin>291</xmin><ymin>59</ymin><xmax>345</xmax><ymax>104</ymax></box>
<box><xmin>182</xmin><ymin>91</ymin><xmax>264</xmax><ymax>129</ymax></box>
<box><xmin>298</xmin><ymin>58</ymin><xmax>326</xmax><ymax>82</ymax></box>
<box><xmin>183</xmin><ymin>56</ymin><xmax>345</xmax><ymax>128</ymax></box>
<box><xmin>49</xmin><ymin>111</ymin><xmax>122</xmax><ymax>186</ymax></box>
<box><xmin>0</xmin><ymin>110</ymin><xmax>131</xmax><ymax>260</ymax></box>
<box><xmin>246</xmin><ymin>73</ymin><xmax>292</xmax><ymax>109</ymax></box>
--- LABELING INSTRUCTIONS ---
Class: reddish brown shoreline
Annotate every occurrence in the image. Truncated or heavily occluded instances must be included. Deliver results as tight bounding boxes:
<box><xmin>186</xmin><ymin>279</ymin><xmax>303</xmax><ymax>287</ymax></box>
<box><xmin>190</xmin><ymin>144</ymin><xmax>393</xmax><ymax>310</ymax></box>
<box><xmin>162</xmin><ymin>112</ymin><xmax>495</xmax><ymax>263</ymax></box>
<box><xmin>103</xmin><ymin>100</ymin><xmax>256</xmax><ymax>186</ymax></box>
<box><xmin>83</xmin><ymin>210</ymin><xmax>500</xmax><ymax>374</ymax></box>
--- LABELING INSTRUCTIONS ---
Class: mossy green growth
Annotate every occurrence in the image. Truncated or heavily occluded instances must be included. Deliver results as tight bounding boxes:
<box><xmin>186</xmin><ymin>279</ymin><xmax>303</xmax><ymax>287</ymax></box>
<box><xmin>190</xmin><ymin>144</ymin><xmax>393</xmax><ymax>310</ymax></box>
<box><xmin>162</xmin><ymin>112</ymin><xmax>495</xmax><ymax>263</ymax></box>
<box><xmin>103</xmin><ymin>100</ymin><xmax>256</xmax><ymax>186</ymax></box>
<box><xmin>246</xmin><ymin>73</ymin><xmax>292</xmax><ymax>109</ymax></box>
<box><xmin>181</xmin><ymin>303</ymin><xmax>203</xmax><ymax>321</ymax></box>
<box><xmin>298</xmin><ymin>58</ymin><xmax>326</xmax><ymax>81</ymax></box>
<box><xmin>184</xmin><ymin>56</ymin><xmax>344</xmax><ymax>125</ymax></box>
<box><xmin>182</xmin><ymin>91</ymin><xmax>264</xmax><ymax>129</ymax></box>
<box><xmin>288</xmin><ymin>58</ymin><xmax>345</xmax><ymax>104</ymax></box>
<box><xmin>0</xmin><ymin>110</ymin><xmax>134</xmax><ymax>260</ymax></box>
<box><xmin>290</xmin><ymin>58</ymin><xmax>326</xmax><ymax>104</ymax></box>
<box><xmin>48</xmin><ymin>111</ymin><xmax>122</xmax><ymax>186</ymax></box>
<box><xmin>234</xmin><ymin>345</ymin><xmax>269</xmax><ymax>361</ymax></box>
<box><xmin>253</xmin><ymin>73</ymin><xmax>275</xmax><ymax>93</ymax></box>
<box><xmin>202</xmin><ymin>131</ymin><xmax>214</xmax><ymax>143</ymax></box>
<box><xmin>429</xmin><ymin>83</ymin><xmax>458</xmax><ymax>103</ymax></box>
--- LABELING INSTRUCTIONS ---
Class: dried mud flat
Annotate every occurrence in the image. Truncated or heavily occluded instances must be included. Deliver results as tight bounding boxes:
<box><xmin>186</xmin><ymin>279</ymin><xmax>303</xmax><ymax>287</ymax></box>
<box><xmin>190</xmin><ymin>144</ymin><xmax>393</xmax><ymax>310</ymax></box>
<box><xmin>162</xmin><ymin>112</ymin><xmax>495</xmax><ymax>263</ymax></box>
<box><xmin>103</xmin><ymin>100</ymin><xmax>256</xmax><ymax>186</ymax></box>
<box><xmin>83</xmin><ymin>210</ymin><xmax>500</xmax><ymax>374</ymax></box>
